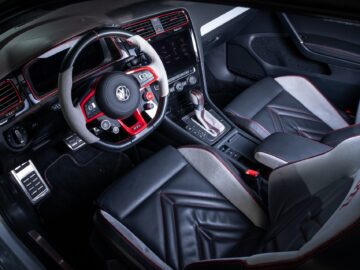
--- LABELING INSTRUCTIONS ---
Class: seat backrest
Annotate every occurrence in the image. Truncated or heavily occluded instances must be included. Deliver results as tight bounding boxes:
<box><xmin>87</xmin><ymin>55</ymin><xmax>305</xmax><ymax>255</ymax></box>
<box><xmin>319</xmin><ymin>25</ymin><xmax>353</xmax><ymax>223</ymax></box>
<box><xmin>185</xmin><ymin>137</ymin><xmax>360</xmax><ymax>270</ymax></box>
<box><xmin>263</xmin><ymin>135</ymin><xmax>359</xmax><ymax>251</ymax></box>
<box><xmin>242</xmin><ymin>135</ymin><xmax>360</xmax><ymax>266</ymax></box>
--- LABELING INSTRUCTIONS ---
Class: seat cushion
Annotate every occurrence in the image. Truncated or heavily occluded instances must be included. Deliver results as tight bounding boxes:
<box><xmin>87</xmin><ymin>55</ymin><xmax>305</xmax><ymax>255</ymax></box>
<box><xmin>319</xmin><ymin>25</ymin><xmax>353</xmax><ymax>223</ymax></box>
<box><xmin>96</xmin><ymin>146</ymin><xmax>265</xmax><ymax>269</ymax></box>
<box><xmin>224</xmin><ymin>76</ymin><xmax>348</xmax><ymax>141</ymax></box>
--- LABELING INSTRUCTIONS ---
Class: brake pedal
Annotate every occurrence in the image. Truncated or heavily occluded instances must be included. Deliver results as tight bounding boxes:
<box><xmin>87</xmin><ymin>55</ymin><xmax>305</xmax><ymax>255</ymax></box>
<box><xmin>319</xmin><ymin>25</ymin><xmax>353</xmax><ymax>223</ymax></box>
<box><xmin>64</xmin><ymin>133</ymin><xmax>86</xmax><ymax>151</ymax></box>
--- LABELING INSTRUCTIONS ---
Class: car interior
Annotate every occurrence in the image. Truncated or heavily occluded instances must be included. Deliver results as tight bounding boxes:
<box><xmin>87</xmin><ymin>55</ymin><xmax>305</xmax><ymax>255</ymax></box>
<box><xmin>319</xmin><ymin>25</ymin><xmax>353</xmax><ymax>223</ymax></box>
<box><xmin>0</xmin><ymin>0</ymin><xmax>359</xmax><ymax>269</ymax></box>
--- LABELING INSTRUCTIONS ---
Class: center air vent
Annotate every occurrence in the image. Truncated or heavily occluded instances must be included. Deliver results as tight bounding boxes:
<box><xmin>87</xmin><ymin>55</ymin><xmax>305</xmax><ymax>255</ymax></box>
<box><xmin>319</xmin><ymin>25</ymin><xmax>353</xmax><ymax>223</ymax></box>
<box><xmin>0</xmin><ymin>80</ymin><xmax>22</xmax><ymax>116</ymax></box>
<box><xmin>159</xmin><ymin>11</ymin><xmax>188</xmax><ymax>31</ymax></box>
<box><xmin>122</xmin><ymin>10</ymin><xmax>189</xmax><ymax>40</ymax></box>
<box><xmin>122</xmin><ymin>19</ymin><xmax>156</xmax><ymax>39</ymax></box>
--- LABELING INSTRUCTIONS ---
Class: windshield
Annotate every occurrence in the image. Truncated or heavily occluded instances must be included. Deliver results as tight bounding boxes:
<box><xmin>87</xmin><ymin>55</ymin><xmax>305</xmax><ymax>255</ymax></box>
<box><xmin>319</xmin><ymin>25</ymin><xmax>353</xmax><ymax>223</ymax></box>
<box><xmin>0</xmin><ymin>0</ymin><xmax>89</xmax><ymax>33</ymax></box>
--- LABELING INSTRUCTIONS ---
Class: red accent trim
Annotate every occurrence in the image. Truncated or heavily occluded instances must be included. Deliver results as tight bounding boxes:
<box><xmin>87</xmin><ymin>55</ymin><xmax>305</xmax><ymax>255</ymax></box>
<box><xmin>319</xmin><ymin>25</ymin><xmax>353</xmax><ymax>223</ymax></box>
<box><xmin>0</xmin><ymin>80</ymin><xmax>23</xmax><ymax>116</ymax></box>
<box><xmin>118</xmin><ymin>110</ymin><xmax>147</xmax><ymax>136</ymax></box>
<box><xmin>122</xmin><ymin>10</ymin><xmax>189</xmax><ymax>40</ymax></box>
<box><xmin>80</xmin><ymin>88</ymin><xmax>104</xmax><ymax>123</ymax></box>
<box><xmin>144</xmin><ymin>91</ymin><xmax>154</xmax><ymax>101</ymax></box>
<box><xmin>341</xmin><ymin>181</ymin><xmax>360</xmax><ymax>209</ymax></box>
<box><xmin>245</xmin><ymin>169</ymin><xmax>260</xmax><ymax>177</ymax></box>
<box><xmin>126</xmin><ymin>66</ymin><xmax>159</xmax><ymax>90</ymax></box>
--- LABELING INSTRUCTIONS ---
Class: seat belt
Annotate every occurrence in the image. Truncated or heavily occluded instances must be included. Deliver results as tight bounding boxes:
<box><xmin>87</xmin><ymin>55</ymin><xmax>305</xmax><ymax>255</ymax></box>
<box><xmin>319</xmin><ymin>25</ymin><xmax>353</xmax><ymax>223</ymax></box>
<box><xmin>356</xmin><ymin>100</ymin><xmax>360</xmax><ymax>123</ymax></box>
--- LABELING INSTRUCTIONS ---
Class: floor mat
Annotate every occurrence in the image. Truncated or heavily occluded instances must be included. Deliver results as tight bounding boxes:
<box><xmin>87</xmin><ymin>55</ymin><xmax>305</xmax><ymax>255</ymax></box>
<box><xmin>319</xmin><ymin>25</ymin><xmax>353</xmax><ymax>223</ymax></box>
<box><xmin>38</xmin><ymin>148</ymin><xmax>132</xmax><ymax>269</ymax></box>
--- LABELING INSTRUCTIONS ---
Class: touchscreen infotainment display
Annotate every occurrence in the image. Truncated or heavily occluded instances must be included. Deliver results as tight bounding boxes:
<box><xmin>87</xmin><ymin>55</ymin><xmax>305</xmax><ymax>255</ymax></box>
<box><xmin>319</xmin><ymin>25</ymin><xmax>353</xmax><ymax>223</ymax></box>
<box><xmin>151</xmin><ymin>30</ymin><xmax>196</xmax><ymax>78</ymax></box>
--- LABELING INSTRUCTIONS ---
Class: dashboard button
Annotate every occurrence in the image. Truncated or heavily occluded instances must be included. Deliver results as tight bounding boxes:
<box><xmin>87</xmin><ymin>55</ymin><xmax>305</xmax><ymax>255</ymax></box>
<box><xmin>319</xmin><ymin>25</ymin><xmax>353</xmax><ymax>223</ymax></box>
<box><xmin>187</xmin><ymin>75</ymin><xmax>198</xmax><ymax>86</ymax></box>
<box><xmin>174</xmin><ymin>82</ymin><xmax>184</xmax><ymax>92</ymax></box>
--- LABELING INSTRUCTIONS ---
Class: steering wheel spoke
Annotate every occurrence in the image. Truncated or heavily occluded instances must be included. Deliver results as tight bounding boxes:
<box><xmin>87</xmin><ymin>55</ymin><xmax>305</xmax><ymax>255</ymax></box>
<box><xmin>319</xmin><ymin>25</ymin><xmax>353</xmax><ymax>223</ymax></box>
<box><xmin>118</xmin><ymin>110</ymin><xmax>148</xmax><ymax>136</ymax></box>
<box><xmin>126</xmin><ymin>66</ymin><xmax>159</xmax><ymax>90</ymax></box>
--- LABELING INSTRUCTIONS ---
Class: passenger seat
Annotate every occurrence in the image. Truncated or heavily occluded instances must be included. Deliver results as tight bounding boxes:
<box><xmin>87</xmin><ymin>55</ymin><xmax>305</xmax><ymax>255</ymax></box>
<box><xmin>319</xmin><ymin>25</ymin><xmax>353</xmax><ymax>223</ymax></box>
<box><xmin>224</xmin><ymin>75</ymin><xmax>360</xmax><ymax>146</ymax></box>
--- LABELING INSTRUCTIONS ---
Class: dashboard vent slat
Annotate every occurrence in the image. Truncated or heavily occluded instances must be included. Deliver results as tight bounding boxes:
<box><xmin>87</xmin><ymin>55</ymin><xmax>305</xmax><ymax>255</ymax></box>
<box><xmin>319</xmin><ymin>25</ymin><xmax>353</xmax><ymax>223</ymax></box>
<box><xmin>122</xmin><ymin>20</ymin><xmax>156</xmax><ymax>39</ymax></box>
<box><xmin>121</xmin><ymin>10</ymin><xmax>189</xmax><ymax>40</ymax></box>
<box><xmin>0</xmin><ymin>80</ymin><xmax>22</xmax><ymax>116</ymax></box>
<box><xmin>159</xmin><ymin>11</ymin><xmax>188</xmax><ymax>31</ymax></box>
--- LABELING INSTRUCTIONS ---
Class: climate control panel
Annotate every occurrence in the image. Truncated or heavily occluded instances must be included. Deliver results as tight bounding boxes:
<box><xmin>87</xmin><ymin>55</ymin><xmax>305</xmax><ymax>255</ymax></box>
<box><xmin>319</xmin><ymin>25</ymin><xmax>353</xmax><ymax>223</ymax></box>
<box><xmin>168</xmin><ymin>67</ymin><xmax>199</xmax><ymax>95</ymax></box>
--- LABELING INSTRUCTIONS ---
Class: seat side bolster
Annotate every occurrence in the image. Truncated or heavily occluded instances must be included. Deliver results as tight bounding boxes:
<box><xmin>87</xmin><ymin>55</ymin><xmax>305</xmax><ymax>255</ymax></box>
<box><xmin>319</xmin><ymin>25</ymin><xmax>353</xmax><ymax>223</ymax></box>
<box><xmin>178</xmin><ymin>146</ymin><xmax>268</xmax><ymax>229</ymax></box>
<box><xmin>225</xmin><ymin>110</ymin><xmax>271</xmax><ymax>140</ymax></box>
<box><xmin>96</xmin><ymin>210</ymin><xmax>171</xmax><ymax>270</ymax></box>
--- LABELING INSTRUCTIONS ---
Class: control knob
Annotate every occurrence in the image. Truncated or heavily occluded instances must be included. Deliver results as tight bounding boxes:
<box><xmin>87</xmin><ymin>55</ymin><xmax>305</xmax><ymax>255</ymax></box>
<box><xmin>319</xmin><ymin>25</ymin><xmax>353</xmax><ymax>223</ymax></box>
<box><xmin>6</xmin><ymin>125</ymin><xmax>29</xmax><ymax>149</ymax></box>
<box><xmin>174</xmin><ymin>81</ymin><xmax>184</xmax><ymax>92</ymax></box>
<box><xmin>187</xmin><ymin>75</ymin><xmax>198</xmax><ymax>86</ymax></box>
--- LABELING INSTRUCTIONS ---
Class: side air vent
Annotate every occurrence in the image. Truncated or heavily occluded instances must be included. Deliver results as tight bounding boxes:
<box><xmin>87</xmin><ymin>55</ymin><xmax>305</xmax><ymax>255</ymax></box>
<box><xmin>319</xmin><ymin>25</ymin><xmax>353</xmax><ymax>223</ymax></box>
<box><xmin>159</xmin><ymin>11</ymin><xmax>189</xmax><ymax>31</ymax></box>
<box><xmin>0</xmin><ymin>80</ymin><xmax>22</xmax><ymax>116</ymax></box>
<box><xmin>122</xmin><ymin>19</ymin><xmax>156</xmax><ymax>39</ymax></box>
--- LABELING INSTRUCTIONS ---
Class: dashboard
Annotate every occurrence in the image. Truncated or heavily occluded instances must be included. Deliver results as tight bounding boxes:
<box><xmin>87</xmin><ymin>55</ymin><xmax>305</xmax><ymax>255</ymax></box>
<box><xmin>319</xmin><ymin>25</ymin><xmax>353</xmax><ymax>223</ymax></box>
<box><xmin>0</xmin><ymin>6</ymin><xmax>203</xmax><ymax>152</ymax></box>
<box><xmin>0</xmin><ymin>0</ymin><xmax>242</xmax><ymax>153</ymax></box>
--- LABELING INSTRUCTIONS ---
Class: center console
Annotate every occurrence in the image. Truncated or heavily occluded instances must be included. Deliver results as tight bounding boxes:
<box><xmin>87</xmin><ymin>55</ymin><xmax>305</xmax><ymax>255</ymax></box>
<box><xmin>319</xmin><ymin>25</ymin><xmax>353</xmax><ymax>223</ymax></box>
<box><xmin>123</xmin><ymin>9</ymin><xmax>260</xmax><ymax>168</ymax></box>
<box><xmin>140</xmin><ymin>9</ymin><xmax>265</xmax><ymax>172</ymax></box>
<box><xmin>136</xmin><ymin>10</ymin><xmax>232</xmax><ymax>145</ymax></box>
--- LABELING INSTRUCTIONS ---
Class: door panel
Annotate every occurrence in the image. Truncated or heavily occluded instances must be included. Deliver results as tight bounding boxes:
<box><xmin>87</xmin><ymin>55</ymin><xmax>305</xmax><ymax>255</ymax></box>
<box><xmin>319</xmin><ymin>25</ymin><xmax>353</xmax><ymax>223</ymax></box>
<box><xmin>280</xmin><ymin>13</ymin><xmax>360</xmax><ymax>68</ymax></box>
<box><xmin>206</xmin><ymin>10</ymin><xmax>360</xmax><ymax>115</ymax></box>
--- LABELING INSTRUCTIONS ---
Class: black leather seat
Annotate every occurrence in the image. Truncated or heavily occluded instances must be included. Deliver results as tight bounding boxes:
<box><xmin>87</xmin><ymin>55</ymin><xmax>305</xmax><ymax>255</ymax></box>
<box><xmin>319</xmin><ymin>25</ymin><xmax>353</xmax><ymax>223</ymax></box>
<box><xmin>94</xmin><ymin>141</ymin><xmax>360</xmax><ymax>269</ymax></box>
<box><xmin>224</xmin><ymin>76</ymin><xmax>360</xmax><ymax>145</ymax></box>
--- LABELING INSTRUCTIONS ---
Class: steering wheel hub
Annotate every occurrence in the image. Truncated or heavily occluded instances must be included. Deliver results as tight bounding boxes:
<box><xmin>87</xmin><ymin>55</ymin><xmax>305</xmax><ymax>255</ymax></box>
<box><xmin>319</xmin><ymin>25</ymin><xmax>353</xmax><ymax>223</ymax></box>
<box><xmin>95</xmin><ymin>72</ymin><xmax>140</xmax><ymax>119</ymax></box>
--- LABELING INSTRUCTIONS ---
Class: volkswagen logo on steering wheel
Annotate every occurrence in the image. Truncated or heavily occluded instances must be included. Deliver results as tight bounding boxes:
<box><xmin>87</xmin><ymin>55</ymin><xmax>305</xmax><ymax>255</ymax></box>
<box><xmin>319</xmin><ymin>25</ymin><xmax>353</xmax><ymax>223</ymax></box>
<box><xmin>115</xmin><ymin>85</ymin><xmax>131</xmax><ymax>102</ymax></box>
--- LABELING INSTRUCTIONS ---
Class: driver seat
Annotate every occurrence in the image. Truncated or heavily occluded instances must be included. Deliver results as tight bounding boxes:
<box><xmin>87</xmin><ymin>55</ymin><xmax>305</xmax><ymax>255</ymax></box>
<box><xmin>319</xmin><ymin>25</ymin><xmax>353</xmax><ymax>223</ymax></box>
<box><xmin>94</xmin><ymin>138</ymin><xmax>360</xmax><ymax>269</ymax></box>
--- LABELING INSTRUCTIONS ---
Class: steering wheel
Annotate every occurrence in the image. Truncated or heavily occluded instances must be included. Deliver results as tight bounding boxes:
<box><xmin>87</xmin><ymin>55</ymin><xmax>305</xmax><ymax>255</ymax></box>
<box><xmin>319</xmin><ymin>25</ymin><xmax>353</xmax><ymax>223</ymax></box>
<box><xmin>58</xmin><ymin>27</ymin><xmax>169</xmax><ymax>151</ymax></box>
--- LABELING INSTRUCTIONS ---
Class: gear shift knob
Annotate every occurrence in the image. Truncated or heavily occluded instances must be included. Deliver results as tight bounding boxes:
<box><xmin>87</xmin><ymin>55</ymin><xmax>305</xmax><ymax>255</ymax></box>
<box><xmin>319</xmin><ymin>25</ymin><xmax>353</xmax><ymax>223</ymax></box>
<box><xmin>189</xmin><ymin>89</ymin><xmax>205</xmax><ymax>111</ymax></box>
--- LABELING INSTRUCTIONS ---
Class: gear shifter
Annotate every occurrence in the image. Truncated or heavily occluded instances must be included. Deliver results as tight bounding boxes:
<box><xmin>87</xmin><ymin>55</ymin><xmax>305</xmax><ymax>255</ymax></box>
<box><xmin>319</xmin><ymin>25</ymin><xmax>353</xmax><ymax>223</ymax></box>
<box><xmin>189</xmin><ymin>90</ymin><xmax>225</xmax><ymax>137</ymax></box>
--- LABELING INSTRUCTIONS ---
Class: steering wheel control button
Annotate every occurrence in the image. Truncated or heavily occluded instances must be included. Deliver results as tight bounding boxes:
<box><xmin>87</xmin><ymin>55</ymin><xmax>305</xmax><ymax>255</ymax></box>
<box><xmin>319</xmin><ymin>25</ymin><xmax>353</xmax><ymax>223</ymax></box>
<box><xmin>143</xmin><ymin>91</ymin><xmax>154</xmax><ymax>101</ymax></box>
<box><xmin>101</xmin><ymin>120</ymin><xmax>111</xmax><ymax>131</ymax></box>
<box><xmin>84</xmin><ymin>96</ymin><xmax>100</xmax><ymax>119</ymax></box>
<box><xmin>134</xmin><ymin>70</ymin><xmax>155</xmax><ymax>87</ymax></box>
<box><xmin>144</xmin><ymin>103</ymin><xmax>155</xmax><ymax>110</ymax></box>
<box><xmin>96</xmin><ymin>72</ymin><xmax>140</xmax><ymax>119</ymax></box>
<box><xmin>112</xmin><ymin>126</ymin><xmax>120</xmax><ymax>134</ymax></box>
